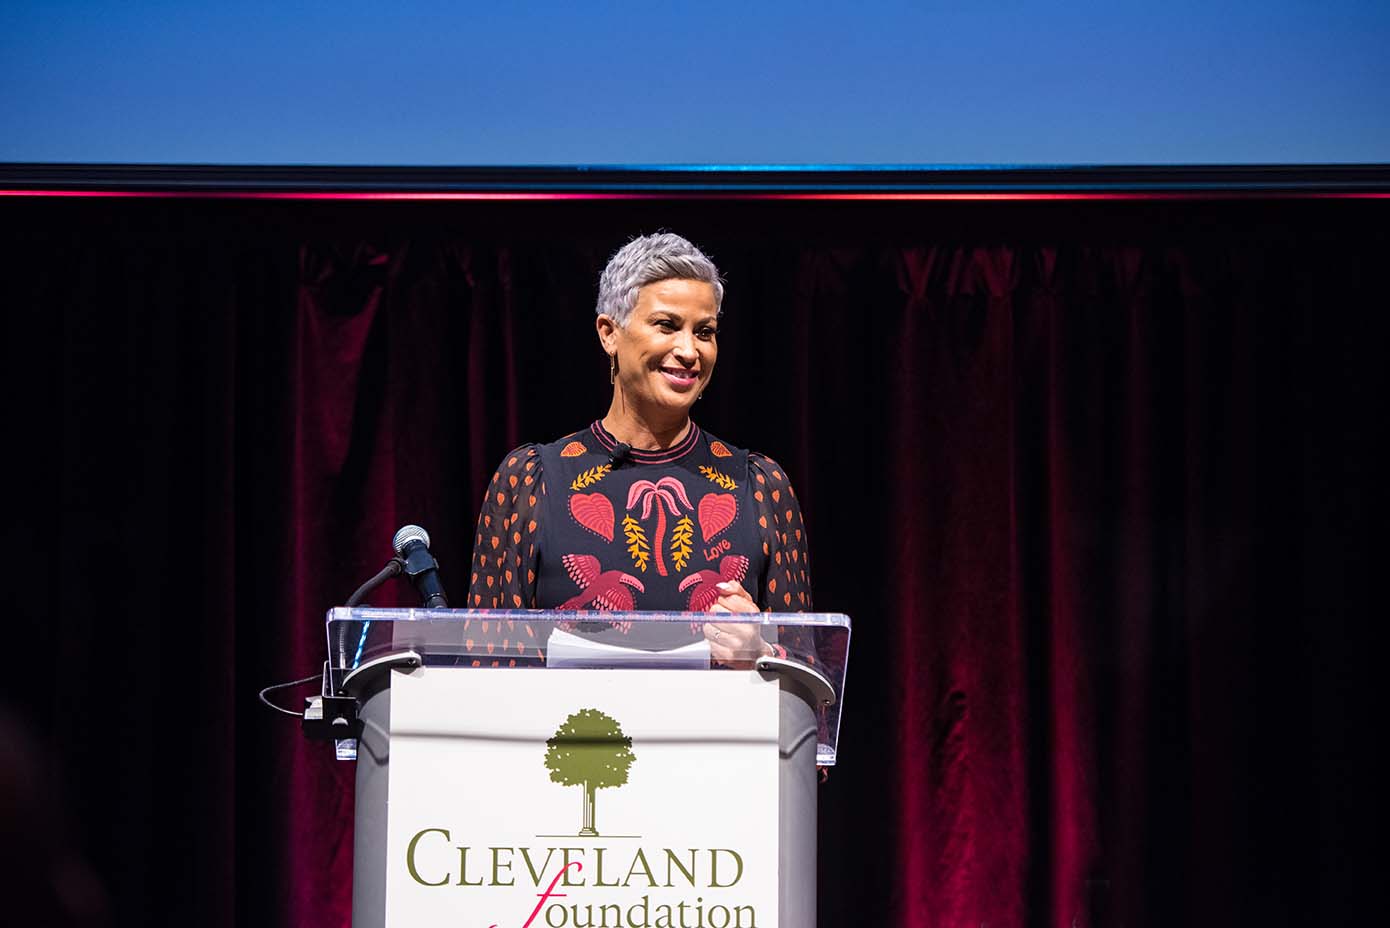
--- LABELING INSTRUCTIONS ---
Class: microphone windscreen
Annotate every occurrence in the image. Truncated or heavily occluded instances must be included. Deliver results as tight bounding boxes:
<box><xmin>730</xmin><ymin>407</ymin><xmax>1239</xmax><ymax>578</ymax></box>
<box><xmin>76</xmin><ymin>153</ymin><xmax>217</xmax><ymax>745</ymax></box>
<box><xmin>392</xmin><ymin>524</ymin><xmax>431</xmax><ymax>554</ymax></box>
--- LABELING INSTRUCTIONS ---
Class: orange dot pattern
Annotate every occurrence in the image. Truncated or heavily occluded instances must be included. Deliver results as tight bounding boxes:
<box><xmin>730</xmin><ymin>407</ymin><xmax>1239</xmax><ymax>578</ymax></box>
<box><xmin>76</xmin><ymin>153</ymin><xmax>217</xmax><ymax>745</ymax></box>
<box><xmin>466</xmin><ymin>445</ymin><xmax>544</xmax><ymax>662</ymax></box>
<box><xmin>748</xmin><ymin>453</ymin><xmax>812</xmax><ymax>613</ymax></box>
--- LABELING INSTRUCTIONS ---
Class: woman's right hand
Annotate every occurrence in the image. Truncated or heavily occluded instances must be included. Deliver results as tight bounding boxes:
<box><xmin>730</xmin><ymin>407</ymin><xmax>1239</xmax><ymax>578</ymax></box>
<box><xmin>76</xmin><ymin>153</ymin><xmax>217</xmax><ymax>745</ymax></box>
<box><xmin>703</xmin><ymin>580</ymin><xmax>772</xmax><ymax>666</ymax></box>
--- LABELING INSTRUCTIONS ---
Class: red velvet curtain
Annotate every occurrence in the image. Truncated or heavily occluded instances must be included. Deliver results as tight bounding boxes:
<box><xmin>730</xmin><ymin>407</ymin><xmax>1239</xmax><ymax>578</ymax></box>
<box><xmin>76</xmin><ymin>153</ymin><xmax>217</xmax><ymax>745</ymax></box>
<box><xmin>0</xmin><ymin>197</ymin><xmax>1379</xmax><ymax>927</ymax></box>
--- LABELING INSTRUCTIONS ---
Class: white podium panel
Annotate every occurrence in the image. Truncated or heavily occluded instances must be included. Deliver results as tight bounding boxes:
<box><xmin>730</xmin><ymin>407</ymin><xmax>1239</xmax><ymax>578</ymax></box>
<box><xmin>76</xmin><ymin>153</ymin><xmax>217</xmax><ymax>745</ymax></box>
<box><xmin>382</xmin><ymin>667</ymin><xmax>780</xmax><ymax>928</ymax></box>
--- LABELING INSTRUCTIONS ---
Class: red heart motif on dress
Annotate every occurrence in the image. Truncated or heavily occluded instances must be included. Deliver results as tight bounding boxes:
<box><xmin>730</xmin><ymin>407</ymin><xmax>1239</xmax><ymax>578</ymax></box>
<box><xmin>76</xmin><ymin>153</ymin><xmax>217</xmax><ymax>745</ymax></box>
<box><xmin>697</xmin><ymin>493</ymin><xmax>737</xmax><ymax>542</ymax></box>
<box><xmin>569</xmin><ymin>493</ymin><xmax>615</xmax><ymax>542</ymax></box>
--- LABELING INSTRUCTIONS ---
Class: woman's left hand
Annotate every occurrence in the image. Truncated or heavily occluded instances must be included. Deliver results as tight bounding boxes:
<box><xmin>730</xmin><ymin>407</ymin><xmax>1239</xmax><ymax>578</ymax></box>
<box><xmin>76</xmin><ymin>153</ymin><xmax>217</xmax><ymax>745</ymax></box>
<box><xmin>703</xmin><ymin>581</ymin><xmax>772</xmax><ymax>665</ymax></box>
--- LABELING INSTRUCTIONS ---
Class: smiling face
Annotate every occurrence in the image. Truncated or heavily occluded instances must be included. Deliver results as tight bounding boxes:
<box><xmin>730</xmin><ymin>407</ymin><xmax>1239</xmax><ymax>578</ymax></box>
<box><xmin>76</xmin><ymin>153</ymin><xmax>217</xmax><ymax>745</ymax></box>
<box><xmin>598</xmin><ymin>278</ymin><xmax>719</xmax><ymax>418</ymax></box>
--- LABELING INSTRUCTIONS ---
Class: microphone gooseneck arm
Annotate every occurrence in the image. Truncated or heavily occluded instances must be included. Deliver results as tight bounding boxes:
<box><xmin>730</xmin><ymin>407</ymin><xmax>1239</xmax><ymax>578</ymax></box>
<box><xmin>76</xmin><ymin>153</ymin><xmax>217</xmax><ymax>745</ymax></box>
<box><xmin>345</xmin><ymin>558</ymin><xmax>404</xmax><ymax>608</ymax></box>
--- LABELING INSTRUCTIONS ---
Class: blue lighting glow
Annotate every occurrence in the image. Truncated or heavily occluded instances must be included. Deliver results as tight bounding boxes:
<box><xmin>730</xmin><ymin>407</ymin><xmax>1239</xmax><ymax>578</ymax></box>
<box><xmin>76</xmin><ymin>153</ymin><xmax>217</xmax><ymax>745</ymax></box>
<box><xmin>1</xmin><ymin>1</ymin><xmax>1387</xmax><ymax>166</ymax></box>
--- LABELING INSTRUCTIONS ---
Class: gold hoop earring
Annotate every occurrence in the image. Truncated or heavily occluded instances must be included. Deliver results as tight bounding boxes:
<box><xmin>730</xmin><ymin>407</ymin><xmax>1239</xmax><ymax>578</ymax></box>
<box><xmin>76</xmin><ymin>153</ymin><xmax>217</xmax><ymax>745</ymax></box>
<box><xmin>609</xmin><ymin>354</ymin><xmax>617</xmax><ymax>384</ymax></box>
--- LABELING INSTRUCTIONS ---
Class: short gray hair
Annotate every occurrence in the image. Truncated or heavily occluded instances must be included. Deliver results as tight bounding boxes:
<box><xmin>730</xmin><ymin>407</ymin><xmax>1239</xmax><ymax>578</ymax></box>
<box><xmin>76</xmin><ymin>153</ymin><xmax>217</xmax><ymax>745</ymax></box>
<box><xmin>596</xmin><ymin>232</ymin><xmax>724</xmax><ymax>326</ymax></box>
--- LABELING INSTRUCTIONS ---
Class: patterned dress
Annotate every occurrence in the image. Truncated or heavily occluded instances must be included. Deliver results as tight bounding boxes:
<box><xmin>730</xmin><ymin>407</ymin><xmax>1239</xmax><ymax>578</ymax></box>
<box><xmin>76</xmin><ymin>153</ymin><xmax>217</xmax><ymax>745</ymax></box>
<box><xmin>465</xmin><ymin>421</ymin><xmax>813</xmax><ymax>665</ymax></box>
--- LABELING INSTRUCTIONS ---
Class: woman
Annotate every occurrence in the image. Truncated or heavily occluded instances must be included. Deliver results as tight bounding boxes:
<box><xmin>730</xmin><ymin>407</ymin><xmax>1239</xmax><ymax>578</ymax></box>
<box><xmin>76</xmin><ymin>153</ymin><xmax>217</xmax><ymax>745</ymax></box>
<box><xmin>467</xmin><ymin>233</ymin><xmax>812</xmax><ymax>665</ymax></box>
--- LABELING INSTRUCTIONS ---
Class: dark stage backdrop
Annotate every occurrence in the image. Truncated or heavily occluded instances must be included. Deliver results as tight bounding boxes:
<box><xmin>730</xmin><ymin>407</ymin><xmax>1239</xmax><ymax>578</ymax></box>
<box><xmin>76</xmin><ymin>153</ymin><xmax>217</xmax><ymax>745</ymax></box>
<box><xmin>0</xmin><ymin>195</ymin><xmax>1382</xmax><ymax>927</ymax></box>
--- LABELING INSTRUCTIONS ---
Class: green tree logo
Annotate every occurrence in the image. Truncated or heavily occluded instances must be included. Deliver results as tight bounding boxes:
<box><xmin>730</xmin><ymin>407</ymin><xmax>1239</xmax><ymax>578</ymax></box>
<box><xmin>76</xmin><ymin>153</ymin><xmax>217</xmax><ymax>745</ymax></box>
<box><xmin>543</xmin><ymin>708</ymin><xmax>637</xmax><ymax>837</ymax></box>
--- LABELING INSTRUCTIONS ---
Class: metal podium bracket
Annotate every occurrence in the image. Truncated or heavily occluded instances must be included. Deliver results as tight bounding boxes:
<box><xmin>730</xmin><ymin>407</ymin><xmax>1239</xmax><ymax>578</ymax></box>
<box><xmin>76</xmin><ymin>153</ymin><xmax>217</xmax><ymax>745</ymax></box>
<box><xmin>755</xmin><ymin>655</ymin><xmax>837</xmax><ymax>707</ymax></box>
<box><xmin>303</xmin><ymin>691</ymin><xmax>362</xmax><ymax>741</ymax></box>
<box><xmin>341</xmin><ymin>649</ymin><xmax>423</xmax><ymax>697</ymax></box>
<box><xmin>305</xmin><ymin>650</ymin><xmax>423</xmax><ymax>742</ymax></box>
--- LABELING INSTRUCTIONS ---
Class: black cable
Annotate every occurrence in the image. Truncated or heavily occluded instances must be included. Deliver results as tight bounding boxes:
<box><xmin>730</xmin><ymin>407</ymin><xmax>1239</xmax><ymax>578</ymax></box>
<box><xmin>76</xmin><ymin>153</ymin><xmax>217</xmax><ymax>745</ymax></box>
<box><xmin>262</xmin><ymin>560</ymin><xmax>404</xmax><ymax>719</ymax></box>
<box><xmin>340</xmin><ymin>557</ymin><xmax>406</xmax><ymax>669</ymax></box>
<box><xmin>346</xmin><ymin>558</ymin><xmax>403</xmax><ymax>607</ymax></box>
<box><xmin>258</xmin><ymin>673</ymin><xmax>323</xmax><ymax>717</ymax></box>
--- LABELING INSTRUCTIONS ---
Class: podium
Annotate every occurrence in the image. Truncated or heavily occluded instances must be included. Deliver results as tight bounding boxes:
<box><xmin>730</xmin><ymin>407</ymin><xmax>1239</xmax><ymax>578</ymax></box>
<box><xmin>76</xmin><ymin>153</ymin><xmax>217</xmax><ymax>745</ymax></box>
<box><xmin>309</xmin><ymin>608</ymin><xmax>851</xmax><ymax>928</ymax></box>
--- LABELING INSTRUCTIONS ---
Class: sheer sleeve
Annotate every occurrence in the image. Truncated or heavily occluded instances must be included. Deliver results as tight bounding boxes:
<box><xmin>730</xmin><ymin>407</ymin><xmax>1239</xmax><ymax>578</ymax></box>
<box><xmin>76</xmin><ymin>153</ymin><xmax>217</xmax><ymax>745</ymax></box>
<box><xmin>467</xmin><ymin>445</ymin><xmax>543</xmax><ymax>609</ymax></box>
<box><xmin>749</xmin><ymin>453</ymin><xmax>813</xmax><ymax>612</ymax></box>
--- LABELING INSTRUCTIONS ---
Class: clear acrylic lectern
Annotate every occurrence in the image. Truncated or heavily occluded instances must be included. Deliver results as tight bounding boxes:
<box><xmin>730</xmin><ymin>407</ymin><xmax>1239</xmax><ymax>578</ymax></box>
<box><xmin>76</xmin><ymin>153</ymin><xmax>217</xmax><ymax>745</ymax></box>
<box><xmin>308</xmin><ymin>608</ymin><xmax>850</xmax><ymax>928</ymax></box>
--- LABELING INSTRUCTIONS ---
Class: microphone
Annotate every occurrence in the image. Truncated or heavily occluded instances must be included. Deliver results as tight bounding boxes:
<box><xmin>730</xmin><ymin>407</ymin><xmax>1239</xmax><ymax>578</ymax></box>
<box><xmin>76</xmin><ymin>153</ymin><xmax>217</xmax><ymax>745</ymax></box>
<box><xmin>391</xmin><ymin>524</ymin><xmax>449</xmax><ymax>608</ymax></box>
<box><xmin>608</xmin><ymin>442</ymin><xmax>632</xmax><ymax>467</ymax></box>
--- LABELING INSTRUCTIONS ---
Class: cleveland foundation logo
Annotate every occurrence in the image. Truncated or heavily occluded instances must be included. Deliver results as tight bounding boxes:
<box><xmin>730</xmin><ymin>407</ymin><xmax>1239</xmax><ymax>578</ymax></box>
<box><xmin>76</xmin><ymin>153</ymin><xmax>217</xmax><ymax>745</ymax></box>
<box><xmin>543</xmin><ymin>708</ymin><xmax>637</xmax><ymax>837</ymax></box>
<box><xmin>402</xmin><ymin>704</ymin><xmax>759</xmax><ymax>927</ymax></box>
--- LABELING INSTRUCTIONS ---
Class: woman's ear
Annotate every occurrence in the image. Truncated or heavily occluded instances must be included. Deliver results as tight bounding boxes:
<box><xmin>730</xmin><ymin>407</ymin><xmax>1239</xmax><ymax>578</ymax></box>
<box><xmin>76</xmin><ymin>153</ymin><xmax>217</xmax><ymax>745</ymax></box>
<box><xmin>596</xmin><ymin>314</ymin><xmax>619</xmax><ymax>354</ymax></box>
